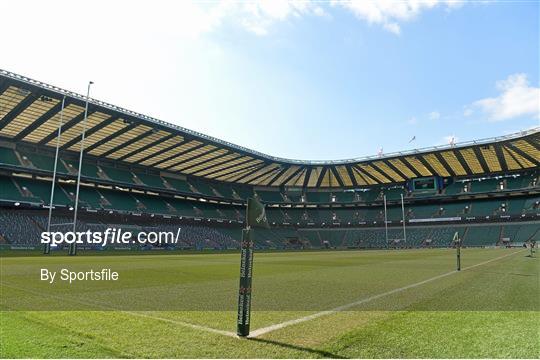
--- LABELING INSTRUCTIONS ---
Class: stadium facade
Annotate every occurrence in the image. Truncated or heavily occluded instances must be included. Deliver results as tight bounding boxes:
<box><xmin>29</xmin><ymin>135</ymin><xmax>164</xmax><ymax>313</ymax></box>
<box><xmin>0</xmin><ymin>69</ymin><xmax>538</xmax><ymax>250</ymax></box>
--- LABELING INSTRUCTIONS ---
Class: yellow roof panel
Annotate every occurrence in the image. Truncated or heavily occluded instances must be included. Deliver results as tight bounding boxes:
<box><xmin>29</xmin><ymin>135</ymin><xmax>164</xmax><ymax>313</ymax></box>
<box><xmin>24</xmin><ymin>104</ymin><xmax>85</xmax><ymax>143</ymax></box>
<box><xmin>1</xmin><ymin>97</ymin><xmax>60</xmax><ymax>137</ymax></box>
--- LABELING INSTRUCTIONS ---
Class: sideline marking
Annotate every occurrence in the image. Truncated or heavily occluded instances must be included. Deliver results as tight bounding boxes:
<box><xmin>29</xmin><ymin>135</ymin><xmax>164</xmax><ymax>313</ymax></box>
<box><xmin>248</xmin><ymin>249</ymin><xmax>525</xmax><ymax>338</ymax></box>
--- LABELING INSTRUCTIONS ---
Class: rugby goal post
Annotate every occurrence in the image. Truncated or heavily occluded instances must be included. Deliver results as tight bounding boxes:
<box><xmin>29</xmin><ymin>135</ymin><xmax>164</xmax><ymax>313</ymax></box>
<box><xmin>453</xmin><ymin>231</ymin><xmax>461</xmax><ymax>271</ymax></box>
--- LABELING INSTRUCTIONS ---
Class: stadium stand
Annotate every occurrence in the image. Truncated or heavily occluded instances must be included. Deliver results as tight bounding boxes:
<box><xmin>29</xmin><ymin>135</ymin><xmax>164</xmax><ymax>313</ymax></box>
<box><xmin>0</xmin><ymin>70</ymin><xmax>538</xmax><ymax>252</ymax></box>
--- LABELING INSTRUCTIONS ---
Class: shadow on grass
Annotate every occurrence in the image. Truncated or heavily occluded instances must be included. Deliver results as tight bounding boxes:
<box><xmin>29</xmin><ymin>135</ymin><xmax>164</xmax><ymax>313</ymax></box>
<box><xmin>248</xmin><ymin>337</ymin><xmax>347</xmax><ymax>359</ymax></box>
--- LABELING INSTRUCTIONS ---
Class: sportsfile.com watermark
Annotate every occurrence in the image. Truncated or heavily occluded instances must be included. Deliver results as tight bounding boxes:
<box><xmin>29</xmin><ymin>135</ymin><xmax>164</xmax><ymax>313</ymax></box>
<box><xmin>41</xmin><ymin>228</ymin><xmax>181</xmax><ymax>247</ymax></box>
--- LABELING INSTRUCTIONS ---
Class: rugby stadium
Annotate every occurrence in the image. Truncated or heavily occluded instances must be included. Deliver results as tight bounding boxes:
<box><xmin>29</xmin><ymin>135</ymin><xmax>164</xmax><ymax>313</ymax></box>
<box><xmin>1</xmin><ymin>69</ymin><xmax>539</xmax><ymax>358</ymax></box>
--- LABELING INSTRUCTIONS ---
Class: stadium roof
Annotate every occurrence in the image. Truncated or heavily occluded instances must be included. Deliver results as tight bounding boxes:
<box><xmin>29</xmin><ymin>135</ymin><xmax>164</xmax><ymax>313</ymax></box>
<box><xmin>1</xmin><ymin>69</ymin><xmax>539</xmax><ymax>188</ymax></box>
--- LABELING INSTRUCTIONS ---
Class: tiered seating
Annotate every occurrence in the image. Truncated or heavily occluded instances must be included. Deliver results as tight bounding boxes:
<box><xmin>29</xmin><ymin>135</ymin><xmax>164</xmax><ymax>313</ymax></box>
<box><xmin>101</xmin><ymin>166</ymin><xmax>136</xmax><ymax>185</ymax></box>
<box><xmin>344</xmin><ymin>228</ymin><xmax>387</xmax><ymax>248</ymax></box>
<box><xmin>386</xmin><ymin>206</ymin><xmax>407</xmax><ymax>220</ymax></box>
<box><xmin>132</xmin><ymin>194</ymin><xmax>171</xmax><ymax>215</ymax></box>
<box><xmin>284</xmin><ymin>191</ymin><xmax>302</xmax><ymax>203</ymax></box>
<box><xmin>506</xmin><ymin>176</ymin><xmax>532</xmax><ymax>190</ymax></box>
<box><xmin>299</xmin><ymin>230</ymin><xmax>320</xmax><ymax>247</ymax></box>
<box><xmin>400</xmin><ymin>227</ymin><xmax>431</xmax><ymax>247</ymax></box>
<box><xmin>383</xmin><ymin>187</ymin><xmax>405</xmax><ymax>201</ymax></box>
<box><xmin>75</xmin><ymin>186</ymin><xmax>107</xmax><ymax>209</ymax></box>
<box><xmin>149</xmin><ymin>224</ymin><xmax>238</xmax><ymax>249</ymax></box>
<box><xmin>444</xmin><ymin>182</ymin><xmax>466</xmax><ymax>195</ymax></box>
<box><xmin>0</xmin><ymin>147</ymin><xmax>20</xmax><ymax>166</ymax></box>
<box><xmin>15</xmin><ymin>178</ymin><xmax>72</xmax><ymax>206</ymax></box>
<box><xmin>427</xmin><ymin>226</ymin><xmax>466</xmax><ymax>247</ymax></box>
<box><xmin>0</xmin><ymin>177</ymin><xmax>29</xmax><ymax>202</ymax></box>
<box><xmin>283</xmin><ymin>209</ymin><xmax>302</xmax><ymax>224</ymax></box>
<box><xmin>19</xmin><ymin>150</ymin><xmax>69</xmax><ymax>174</ymax></box>
<box><xmin>411</xmin><ymin>204</ymin><xmax>442</xmax><ymax>219</ymax></box>
<box><xmin>218</xmin><ymin>227</ymin><xmax>243</xmax><ymax>242</ymax></box>
<box><xmin>189</xmin><ymin>179</ymin><xmax>215</xmax><ymax>197</ymax></box>
<box><xmin>464</xmin><ymin>225</ymin><xmax>501</xmax><ymax>246</ymax></box>
<box><xmin>219</xmin><ymin>207</ymin><xmax>243</xmax><ymax>222</ymax></box>
<box><xmin>98</xmin><ymin>189</ymin><xmax>138</xmax><ymax>212</ymax></box>
<box><xmin>334</xmin><ymin>191</ymin><xmax>355</xmax><ymax>203</ymax></box>
<box><xmin>231</xmin><ymin>185</ymin><xmax>253</xmax><ymax>200</ymax></box>
<box><xmin>513</xmin><ymin>224</ymin><xmax>540</xmax><ymax>243</ymax></box>
<box><xmin>316</xmin><ymin>229</ymin><xmax>346</xmax><ymax>247</ymax></box>
<box><xmin>523</xmin><ymin>197</ymin><xmax>540</xmax><ymax>213</ymax></box>
<box><xmin>305</xmin><ymin>191</ymin><xmax>330</xmax><ymax>203</ymax></box>
<box><xmin>256</xmin><ymin>189</ymin><xmax>284</xmax><ymax>203</ymax></box>
<box><xmin>360</xmin><ymin>190</ymin><xmax>381</xmax><ymax>202</ymax></box>
<box><xmin>134</xmin><ymin>173</ymin><xmax>167</xmax><ymax>189</ymax></box>
<box><xmin>437</xmin><ymin>202</ymin><xmax>468</xmax><ymax>217</ymax></box>
<box><xmin>170</xmin><ymin>199</ymin><xmax>197</xmax><ymax>217</ymax></box>
<box><xmin>210</xmin><ymin>182</ymin><xmax>236</xmax><ymax>199</ymax></box>
<box><xmin>163</xmin><ymin>177</ymin><xmax>192</xmax><ymax>194</ymax></box>
<box><xmin>0</xmin><ymin>210</ymin><xmax>241</xmax><ymax>249</ymax></box>
<box><xmin>467</xmin><ymin>200</ymin><xmax>501</xmax><ymax>217</ymax></box>
<box><xmin>0</xmin><ymin>211</ymin><xmax>44</xmax><ymax>244</ymax></box>
<box><xmin>194</xmin><ymin>202</ymin><xmax>223</xmax><ymax>220</ymax></box>
<box><xmin>64</xmin><ymin>160</ymin><xmax>102</xmax><ymax>179</ymax></box>
<box><xmin>333</xmin><ymin>208</ymin><xmax>354</xmax><ymax>223</ymax></box>
<box><xmin>31</xmin><ymin>214</ymin><xmax>87</xmax><ymax>233</ymax></box>
<box><xmin>470</xmin><ymin>178</ymin><xmax>498</xmax><ymax>193</ymax></box>
<box><xmin>266</xmin><ymin>208</ymin><xmax>285</xmax><ymax>224</ymax></box>
<box><xmin>253</xmin><ymin>227</ymin><xmax>299</xmax><ymax>248</ymax></box>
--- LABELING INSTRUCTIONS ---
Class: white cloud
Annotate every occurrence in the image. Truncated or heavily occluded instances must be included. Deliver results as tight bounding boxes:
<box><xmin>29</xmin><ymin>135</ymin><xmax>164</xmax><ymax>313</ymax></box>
<box><xmin>36</xmin><ymin>0</ymin><xmax>470</xmax><ymax>39</ymax></box>
<box><xmin>332</xmin><ymin>0</ymin><xmax>466</xmax><ymax>35</ymax></box>
<box><xmin>469</xmin><ymin>73</ymin><xmax>540</xmax><ymax>121</ymax></box>
<box><xmin>159</xmin><ymin>0</ymin><xmax>469</xmax><ymax>37</ymax></box>
<box><xmin>236</xmin><ymin>0</ymin><xmax>327</xmax><ymax>36</ymax></box>
<box><xmin>408</xmin><ymin>116</ymin><xmax>418</xmax><ymax>125</ymax></box>
<box><xmin>428</xmin><ymin>111</ymin><xmax>441</xmax><ymax>120</ymax></box>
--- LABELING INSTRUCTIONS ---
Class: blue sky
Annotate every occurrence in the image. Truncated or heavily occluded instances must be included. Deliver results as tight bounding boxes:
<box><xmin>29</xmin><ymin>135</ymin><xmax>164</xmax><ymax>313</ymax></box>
<box><xmin>1</xmin><ymin>1</ymin><xmax>539</xmax><ymax>160</ymax></box>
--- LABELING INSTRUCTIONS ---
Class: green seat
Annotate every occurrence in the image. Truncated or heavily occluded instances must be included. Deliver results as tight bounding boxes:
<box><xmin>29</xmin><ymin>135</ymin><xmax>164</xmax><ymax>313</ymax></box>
<box><xmin>16</xmin><ymin>178</ymin><xmax>71</xmax><ymax>205</ymax></box>
<box><xmin>256</xmin><ymin>189</ymin><xmax>284</xmax><ymax>203</ymax></box>
<box><xmin>0</xmin><ymin>147</ymin><xmax>20</xmax><ymax>166</ymax></box>
<box><xmin>164</xmin><ymin>177</ymin><xmax>193</xmax><ymax>194</ymax></box>
<box><xmin>101</xmin><ymin>166</ymin><xmax>135</xmax><ymax>184</ymax></box>
<box><xmin>134</xmin><ymin>173</ymin><xmax>167</xmax><ymax>189</ymax></box>
<box><xmin>0</xmin><ymin>177</ymin><xmax>29</xmax><ymax>202</ymax></box>
<box><xmin>19</xmin><ymin>150</ymin><xmax>68</xmax><ymax>174</ymax></box>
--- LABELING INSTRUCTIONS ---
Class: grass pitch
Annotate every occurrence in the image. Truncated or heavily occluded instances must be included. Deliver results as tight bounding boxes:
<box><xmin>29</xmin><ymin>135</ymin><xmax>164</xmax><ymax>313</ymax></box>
<box><xmin>1</xmin><ymin>248</ymin><xmax>538</xmax><ymax>358</ymax></box>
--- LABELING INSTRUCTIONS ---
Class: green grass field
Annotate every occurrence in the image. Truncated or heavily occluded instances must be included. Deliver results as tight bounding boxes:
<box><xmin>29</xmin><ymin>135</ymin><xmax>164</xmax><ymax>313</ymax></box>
<box><xmin>1</xmin><ymin>248</ymin><xmax>539</xmax><ymax>358</ymax></box>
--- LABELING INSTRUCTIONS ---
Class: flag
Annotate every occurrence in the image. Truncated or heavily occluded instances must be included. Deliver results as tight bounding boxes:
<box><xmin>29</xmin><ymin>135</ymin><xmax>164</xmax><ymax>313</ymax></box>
<box><xmin>247</xmin><ymin>197</ymin><xmax>269</xmax><ymax>229</ymax></box>
<box><xmin>408</xmin><ymin>136</ymin><xmax>416</xmax><ymax>143</ymax></box>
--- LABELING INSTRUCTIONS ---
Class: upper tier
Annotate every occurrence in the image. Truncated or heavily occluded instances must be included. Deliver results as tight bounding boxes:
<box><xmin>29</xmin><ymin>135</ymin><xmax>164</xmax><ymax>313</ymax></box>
<box><xmin>1</xmin><ymin>69</ymin><xmax>539</xmax><ymax>188</ymax></box>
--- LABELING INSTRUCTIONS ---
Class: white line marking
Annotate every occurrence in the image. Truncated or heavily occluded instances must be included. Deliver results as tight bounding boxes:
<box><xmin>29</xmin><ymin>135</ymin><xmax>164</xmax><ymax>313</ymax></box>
<box><xmin>0</xmin><ymin>283</ymin><xmax>237</xmax><ymax>338</ymax></box>
<box><xmin>122</xmin><ymin>311</ymin><xmax>237</xmax><ymax>337</ymax></box>
<box><xmin>249</xmin><ymin>249</ymin><xmax>525</xmax><ymax>338</ymax></box>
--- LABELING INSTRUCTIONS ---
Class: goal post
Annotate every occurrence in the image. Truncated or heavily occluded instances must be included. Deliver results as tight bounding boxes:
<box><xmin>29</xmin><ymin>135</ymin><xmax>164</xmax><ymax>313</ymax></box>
<box><xmin>236</xmin><ymin>197</ymin><xmax>269</xmax><ymax>337</ymax></box>
<box><xmin>453</xmin><ymin>231</ymin><xmax>461</xmax><ymax>271</ymax></box>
